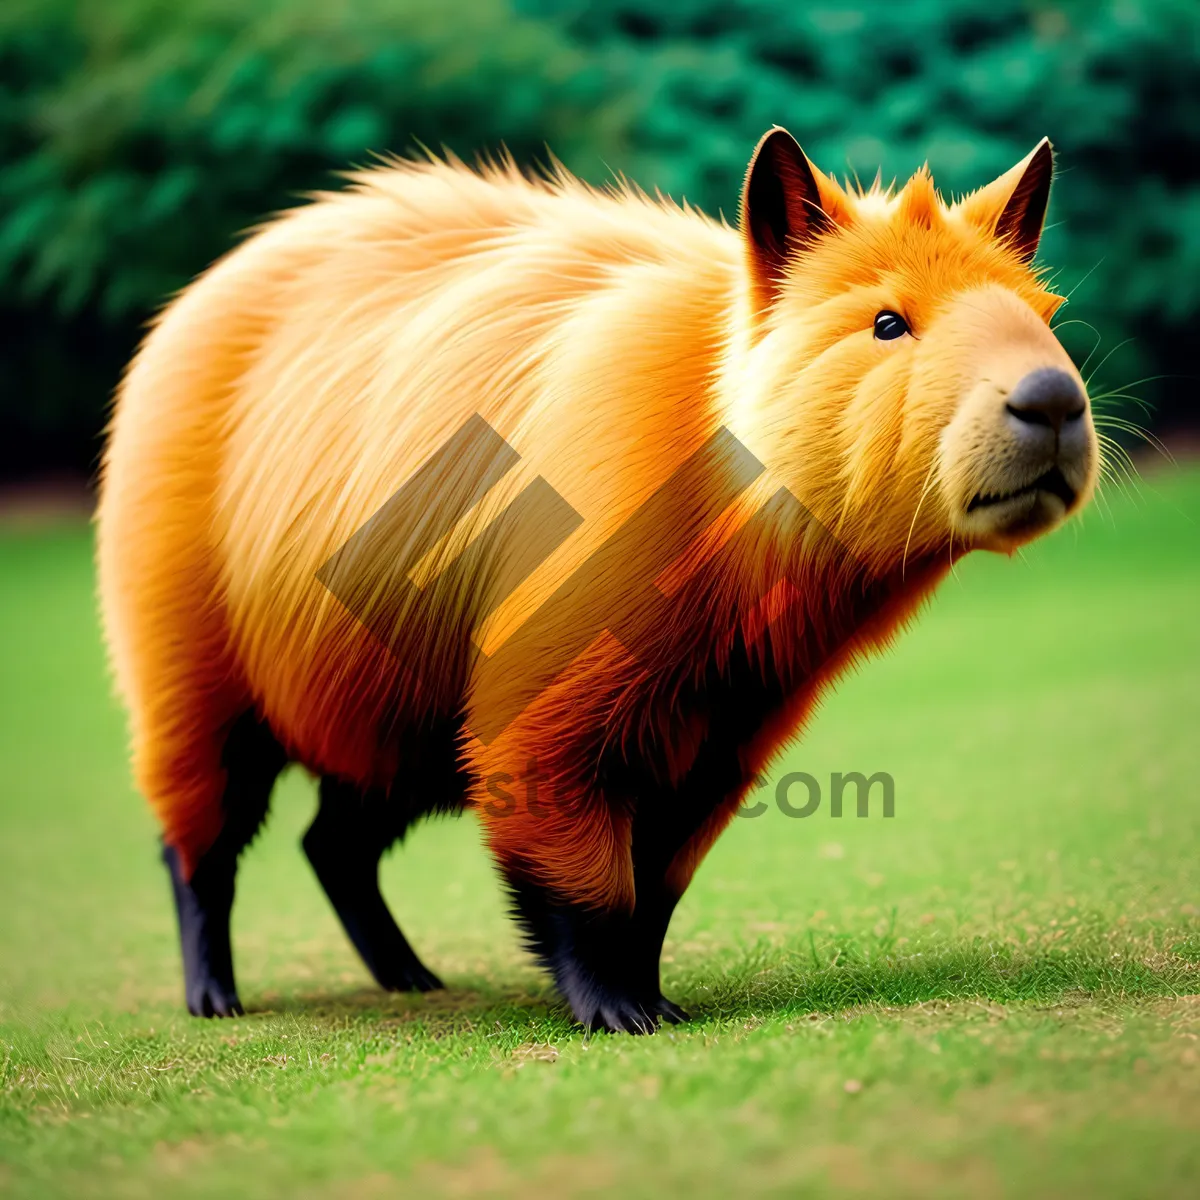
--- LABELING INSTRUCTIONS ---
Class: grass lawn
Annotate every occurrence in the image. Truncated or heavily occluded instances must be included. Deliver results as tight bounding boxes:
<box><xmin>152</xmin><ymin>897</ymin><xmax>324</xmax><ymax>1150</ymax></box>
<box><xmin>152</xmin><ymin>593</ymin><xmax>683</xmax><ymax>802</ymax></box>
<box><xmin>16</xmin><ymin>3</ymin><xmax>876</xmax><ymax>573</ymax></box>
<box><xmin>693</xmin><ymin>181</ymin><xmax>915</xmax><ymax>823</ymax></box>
<box><xmin>1</xmin><ymin>466</ymin><xmax>1198</xmax><ymax>1198</ymax></box>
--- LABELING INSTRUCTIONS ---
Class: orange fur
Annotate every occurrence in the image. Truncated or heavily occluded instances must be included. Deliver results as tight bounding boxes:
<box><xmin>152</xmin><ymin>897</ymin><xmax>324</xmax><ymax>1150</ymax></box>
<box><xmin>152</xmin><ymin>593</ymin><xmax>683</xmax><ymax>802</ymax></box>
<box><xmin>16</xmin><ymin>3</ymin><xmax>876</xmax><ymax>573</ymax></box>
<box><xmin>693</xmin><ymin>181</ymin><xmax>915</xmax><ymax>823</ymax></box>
<box><xmin>97</xmin><ymin>134</ymin><xmax>1096</xmax><ymax>913</ymax></box>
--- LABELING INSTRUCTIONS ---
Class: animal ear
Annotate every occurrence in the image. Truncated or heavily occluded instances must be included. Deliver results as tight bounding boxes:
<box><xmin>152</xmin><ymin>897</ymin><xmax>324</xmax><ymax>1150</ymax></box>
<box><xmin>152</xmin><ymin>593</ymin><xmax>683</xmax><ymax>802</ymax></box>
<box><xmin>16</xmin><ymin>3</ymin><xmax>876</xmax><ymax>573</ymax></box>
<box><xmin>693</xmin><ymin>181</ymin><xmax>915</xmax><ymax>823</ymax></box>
<box><xmin>740</xmin><ymin>128</ymin><xmax>833</xmax><ymax>312</ymax></box>
<box><xmin>963</xmin><ymin>138</ymin><xmax>1054</xmax><ymax>263</ymax></box>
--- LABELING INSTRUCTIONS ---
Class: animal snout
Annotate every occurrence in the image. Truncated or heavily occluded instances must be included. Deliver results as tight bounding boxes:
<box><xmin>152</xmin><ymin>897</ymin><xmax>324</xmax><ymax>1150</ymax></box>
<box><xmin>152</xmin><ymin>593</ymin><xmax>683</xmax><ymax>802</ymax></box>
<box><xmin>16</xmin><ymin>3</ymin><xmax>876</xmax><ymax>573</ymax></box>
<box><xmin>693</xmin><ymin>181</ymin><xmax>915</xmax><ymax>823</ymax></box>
<box><xmin>1004</xmin><ymin>367</ymin><xmax>1086</xmax><ymax>440</ymax></box>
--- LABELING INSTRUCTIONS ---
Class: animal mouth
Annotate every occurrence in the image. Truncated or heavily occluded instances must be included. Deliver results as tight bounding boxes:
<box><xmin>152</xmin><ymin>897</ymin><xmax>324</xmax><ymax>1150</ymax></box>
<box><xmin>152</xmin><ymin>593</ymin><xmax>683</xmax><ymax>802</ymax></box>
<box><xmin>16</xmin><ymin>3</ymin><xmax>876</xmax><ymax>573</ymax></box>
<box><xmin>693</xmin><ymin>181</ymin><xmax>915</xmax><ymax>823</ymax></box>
<box><xmin>967</xmin><ymin>465</ymin><xmax>1077</xmax><ymax>513</ymax></box>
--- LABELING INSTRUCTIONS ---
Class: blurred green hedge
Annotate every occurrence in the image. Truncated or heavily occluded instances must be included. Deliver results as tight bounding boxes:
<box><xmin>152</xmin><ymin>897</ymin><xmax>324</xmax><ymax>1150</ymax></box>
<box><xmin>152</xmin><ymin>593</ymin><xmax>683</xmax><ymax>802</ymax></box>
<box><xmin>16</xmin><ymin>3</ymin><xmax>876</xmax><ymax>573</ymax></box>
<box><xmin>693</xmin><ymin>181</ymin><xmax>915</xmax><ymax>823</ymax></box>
<box><xmin>2</xmin><ymin>0</ymin><xmax>1196</xmax><ymax>474</ymax></box>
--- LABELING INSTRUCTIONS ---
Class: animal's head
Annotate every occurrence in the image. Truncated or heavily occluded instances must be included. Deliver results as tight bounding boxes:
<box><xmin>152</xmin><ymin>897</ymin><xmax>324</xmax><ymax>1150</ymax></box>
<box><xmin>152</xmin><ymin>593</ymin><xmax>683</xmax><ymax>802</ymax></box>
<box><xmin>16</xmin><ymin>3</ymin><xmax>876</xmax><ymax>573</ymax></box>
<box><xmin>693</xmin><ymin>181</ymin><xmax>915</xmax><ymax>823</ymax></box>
<box><xmin>731</xmin><ymin>127</ymin><xmax>1098</xmax><ymax>572</ymax></box>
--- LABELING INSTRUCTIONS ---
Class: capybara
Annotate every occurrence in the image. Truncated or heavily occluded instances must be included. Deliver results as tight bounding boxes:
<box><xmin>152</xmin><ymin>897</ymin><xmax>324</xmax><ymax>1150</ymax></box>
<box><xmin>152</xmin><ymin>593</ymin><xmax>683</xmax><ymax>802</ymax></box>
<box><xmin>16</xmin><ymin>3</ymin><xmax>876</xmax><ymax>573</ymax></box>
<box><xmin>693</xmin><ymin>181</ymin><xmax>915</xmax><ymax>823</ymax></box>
<box><xmin>96</xmin><ymin>128</ymin><xmax>1097</xmax><ymax>1031</ymax></box>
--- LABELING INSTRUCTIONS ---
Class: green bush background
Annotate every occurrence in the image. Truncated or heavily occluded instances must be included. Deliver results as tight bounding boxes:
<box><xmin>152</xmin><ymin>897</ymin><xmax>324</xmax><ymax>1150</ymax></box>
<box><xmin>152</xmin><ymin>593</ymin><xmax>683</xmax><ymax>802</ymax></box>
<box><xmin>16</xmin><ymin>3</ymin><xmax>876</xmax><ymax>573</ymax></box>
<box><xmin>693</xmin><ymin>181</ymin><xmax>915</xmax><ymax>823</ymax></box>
<box><xmin>2</xmin><ymin>0</ymin><xmax>1196</xmax><ymax>476</ymax></box>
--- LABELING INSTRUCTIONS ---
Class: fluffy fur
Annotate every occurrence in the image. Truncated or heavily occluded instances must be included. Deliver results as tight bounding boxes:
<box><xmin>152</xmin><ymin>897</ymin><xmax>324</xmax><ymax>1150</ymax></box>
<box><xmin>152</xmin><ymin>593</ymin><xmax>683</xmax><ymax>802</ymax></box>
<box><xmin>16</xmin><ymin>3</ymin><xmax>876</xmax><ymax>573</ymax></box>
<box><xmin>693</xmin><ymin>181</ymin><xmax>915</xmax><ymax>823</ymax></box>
<box><xmin>96</xmin><ymin>129</ymin><xmax>1097</xmax><ymax>1028</ymax></box>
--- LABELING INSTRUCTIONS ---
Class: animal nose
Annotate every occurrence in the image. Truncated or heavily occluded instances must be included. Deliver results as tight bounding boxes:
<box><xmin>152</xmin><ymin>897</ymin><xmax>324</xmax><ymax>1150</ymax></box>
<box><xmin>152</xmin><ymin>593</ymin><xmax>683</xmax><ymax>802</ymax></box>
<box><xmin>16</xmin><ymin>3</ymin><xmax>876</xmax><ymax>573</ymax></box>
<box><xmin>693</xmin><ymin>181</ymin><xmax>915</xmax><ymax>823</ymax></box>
<box><xmin>1005</xmin><ymin>368</ymin><xmax>1086</xmax><ymax>435</ymax></box>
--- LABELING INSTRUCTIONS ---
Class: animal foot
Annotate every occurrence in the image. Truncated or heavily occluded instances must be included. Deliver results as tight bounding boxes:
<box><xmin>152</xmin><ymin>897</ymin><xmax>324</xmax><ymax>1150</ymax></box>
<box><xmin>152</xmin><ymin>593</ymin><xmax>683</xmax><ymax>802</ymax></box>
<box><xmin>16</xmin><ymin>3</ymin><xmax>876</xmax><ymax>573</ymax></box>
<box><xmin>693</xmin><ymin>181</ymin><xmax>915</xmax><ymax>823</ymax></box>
<box><xmin>586</xmin><ymin>991</ymin><xmax>660</xmax><ymax>1035</ymax></box>
<box><xmin>186</xmin><ymin>977</ymin><xmax>244</xmax><ymax>1018</ymax></box>
<box><xmin>568</xmin><ymin>980</ymin><xmax>689</xmax><ymax>1034</ymax></box>
<box><xmin>373</xmin><ymin>955</ymin><xmax>444</xmax><ymax>993</ymax></box>
<box><xmin>655</xmin><ymin>996</ymin><xmax>691</xmax><ymax>1025</ymax></box>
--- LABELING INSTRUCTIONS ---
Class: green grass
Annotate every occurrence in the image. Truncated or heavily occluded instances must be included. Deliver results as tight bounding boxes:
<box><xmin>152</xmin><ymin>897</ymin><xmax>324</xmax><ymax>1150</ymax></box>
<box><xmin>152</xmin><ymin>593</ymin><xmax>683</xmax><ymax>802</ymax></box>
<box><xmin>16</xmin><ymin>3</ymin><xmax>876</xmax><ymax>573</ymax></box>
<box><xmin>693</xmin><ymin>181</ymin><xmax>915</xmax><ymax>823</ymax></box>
<box><xmin>1</xmin><ymin>468</ymin><xmax>1198</xmax><ymax>1198</ymax></box>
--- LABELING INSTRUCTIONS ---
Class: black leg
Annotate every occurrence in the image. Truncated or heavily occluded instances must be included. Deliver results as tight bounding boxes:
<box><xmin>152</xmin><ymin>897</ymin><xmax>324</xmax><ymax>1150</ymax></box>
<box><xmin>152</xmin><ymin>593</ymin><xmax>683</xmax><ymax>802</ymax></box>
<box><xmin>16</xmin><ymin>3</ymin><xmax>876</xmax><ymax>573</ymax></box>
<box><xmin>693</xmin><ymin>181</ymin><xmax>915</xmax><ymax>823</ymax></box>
<box><xmin>501</xmin><ymin>758</ymin><xmax>753</xmax><ymax>1035</ymax></box>
<box><xmin>302</xmin><ymin>776</ymin><xmax>443</xmax><ymax>993</ymax></box>
<box><xmin>166</xmin><ymin>712</ymin><xmax>287</xmax><ymax>1017</ymax></box>
<box><xmin>507</xmin><ymin>871</ymin><xmax>687</xmax><ymax>1034</ymax></box>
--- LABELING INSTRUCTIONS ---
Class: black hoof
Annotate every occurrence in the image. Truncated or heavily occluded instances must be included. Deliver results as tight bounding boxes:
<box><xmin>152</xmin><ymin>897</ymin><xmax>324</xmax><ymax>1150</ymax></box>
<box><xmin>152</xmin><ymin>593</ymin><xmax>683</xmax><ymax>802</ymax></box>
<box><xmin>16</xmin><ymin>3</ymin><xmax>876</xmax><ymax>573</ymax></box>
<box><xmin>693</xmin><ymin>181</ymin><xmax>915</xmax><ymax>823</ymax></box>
<box><xmin>578</xmin><ymin>991</ymin><xmax>691</xmax><ymax>1033</ymax></box>
<box><xmin>655</xmin><ymin>997</ymin><xmax>691</xmax><ymax>1025</ymax></box>
<box><xmin>375</xmin><ymin>959</ymin><xmax>444</xmax><ymax>994</ymax></box>
<box><xmin>586</xmin><ymin>994</ymin><xmax>660</xmax><ymax>1035</ymax></box>
<box><xmin>504</xmin><ymin>872</ymin><xmax>687</xmax><ymax>1036</ymax></box>
<box><xmin>561</xmin><ymin>974</ymin><xmax>660</xmax><ymax>1034</ymax></box>
<box><xmin>186</xmin><ymin>979</ymin><xmax>244</xmax><ymax>1019</ymax></box>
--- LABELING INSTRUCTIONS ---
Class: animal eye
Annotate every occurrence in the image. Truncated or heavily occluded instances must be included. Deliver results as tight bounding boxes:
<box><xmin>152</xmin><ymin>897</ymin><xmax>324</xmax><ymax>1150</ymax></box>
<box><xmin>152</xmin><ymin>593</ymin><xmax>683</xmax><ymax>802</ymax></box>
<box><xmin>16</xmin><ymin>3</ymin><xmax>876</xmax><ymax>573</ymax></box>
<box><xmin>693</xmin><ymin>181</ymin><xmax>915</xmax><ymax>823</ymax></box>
<box><xmin>873</xmin><ymin>310</ymin><xmax>910</xmax><ymax>341</ymax></box>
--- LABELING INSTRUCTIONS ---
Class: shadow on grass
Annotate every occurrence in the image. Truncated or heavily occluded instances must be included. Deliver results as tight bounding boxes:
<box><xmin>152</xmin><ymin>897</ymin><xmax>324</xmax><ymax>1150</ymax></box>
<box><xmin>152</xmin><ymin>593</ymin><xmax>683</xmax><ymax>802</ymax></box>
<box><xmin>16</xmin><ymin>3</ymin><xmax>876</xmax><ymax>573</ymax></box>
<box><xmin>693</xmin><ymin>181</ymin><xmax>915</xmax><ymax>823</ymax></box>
<box><xmin>2</xmin><ymin>941</ymin><xmax>1192</xmax><ymax>1121</ymax></box>
<box><xmin>251</xmin><ymin>938</ymin><xmax>1196</xmax><ymax>1036</ymax></box>
<box><xmin>245</xmin><ymin>980</ymin><xmax>558</xmax><ymax>1026</ymax></box>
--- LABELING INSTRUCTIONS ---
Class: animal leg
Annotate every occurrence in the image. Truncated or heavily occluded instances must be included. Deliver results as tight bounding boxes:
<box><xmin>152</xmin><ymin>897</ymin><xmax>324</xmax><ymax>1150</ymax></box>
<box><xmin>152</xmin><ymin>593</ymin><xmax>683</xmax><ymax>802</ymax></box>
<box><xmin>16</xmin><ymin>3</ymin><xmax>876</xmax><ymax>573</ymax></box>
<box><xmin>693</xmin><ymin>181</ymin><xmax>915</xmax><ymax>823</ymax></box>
<box><xmin>504</xmin><ymin>869</ymin><xmax>686</xmax><ymax>1034</ymax></box>
<box><xmin>501</xmin><ymin>772</ymin><xmax>751</xmax><ymax>1033</ymax></box>
<box><xmin>302</xmin><ymin>776</ymin><xmax>443</xmax><ymax>992</ymax></box>
<box><xmin>165</xmin><ymin>712</ymin><xmax>287</xmax><ymax>1017</ymax></box>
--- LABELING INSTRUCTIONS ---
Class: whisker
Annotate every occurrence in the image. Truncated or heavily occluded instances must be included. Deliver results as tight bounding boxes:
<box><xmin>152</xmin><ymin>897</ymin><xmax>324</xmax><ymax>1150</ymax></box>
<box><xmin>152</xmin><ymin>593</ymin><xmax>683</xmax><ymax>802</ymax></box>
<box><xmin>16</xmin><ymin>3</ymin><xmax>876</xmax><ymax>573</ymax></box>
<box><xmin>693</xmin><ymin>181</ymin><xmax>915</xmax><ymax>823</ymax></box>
<box><xmin>1084</xmin><ymin>337</ymin><xmax>1136</xmax><ymax>391</ymax></box>
<box><xmin>1090</xmin><ymin>480</ymin><xmax>1115</xmax><ymax>527</ymax></box>
<box><xmin>1092</xmin><ymin>417</ymin><xmax>1174</xmax><ymax>464</ymax></box>
<box><xmin>1093</xmin><ymin>444</ymin><xmax>1132</xmax><ymax>511</ymax></box>
<box><xmin>902</xmin><ymin>459</ymin><xmax>940</xmax><ymax>581</ymax></box>
<box><xmin>1090</xmin><ymin>372</ymin><xmax>1175</xmax><ymax>393</ymax></box>
<box><xmin>1051</xmin><ymin>318</ymin><xmax>1100</xmax><ymax>337</ymax></box>
<box><xmin>1061</xmin><ymin>257</ymin><xmax>1105</xmax><ymax>304</ymax></box>
<box><xmin>1075</xmin><ymin>329</ymin><xmax>1106</xmax><ymax>379</ymax></box>
<box><xmin>1089</xmin><ymin>392</ymin><xmax>1156</xmax><ymax>419</ymax></box>
<box><xmin>946</xmin><ymin>524</ymin><xmax>964</xmax><ymax>584</ymax></box>
<box><xmin>1095</xmin><ymin>436</ymin><xmax>1144</xmax><ymax>506</ymax></box>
